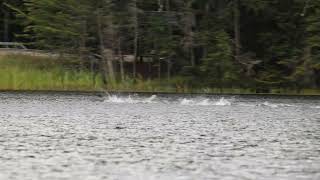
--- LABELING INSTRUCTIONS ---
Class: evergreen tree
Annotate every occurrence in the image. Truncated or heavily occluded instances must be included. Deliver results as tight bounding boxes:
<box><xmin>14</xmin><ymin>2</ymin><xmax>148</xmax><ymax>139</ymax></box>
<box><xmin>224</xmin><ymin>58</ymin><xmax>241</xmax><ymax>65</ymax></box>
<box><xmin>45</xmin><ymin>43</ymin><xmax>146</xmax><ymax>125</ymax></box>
<box><xmin>2</xmin><ymin>0</ymin><xmax>320</xmax><ymax>90</ymax></box>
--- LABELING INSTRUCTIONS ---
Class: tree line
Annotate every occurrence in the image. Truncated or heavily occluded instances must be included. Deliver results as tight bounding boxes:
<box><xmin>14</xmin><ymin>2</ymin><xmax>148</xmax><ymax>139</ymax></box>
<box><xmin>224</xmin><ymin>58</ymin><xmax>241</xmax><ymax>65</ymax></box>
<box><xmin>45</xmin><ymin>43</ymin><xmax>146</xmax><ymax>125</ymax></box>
<box><xmin>1</xmin><ymin>0</ymin><xmax>319</xmax><ymax>92</ymax></box>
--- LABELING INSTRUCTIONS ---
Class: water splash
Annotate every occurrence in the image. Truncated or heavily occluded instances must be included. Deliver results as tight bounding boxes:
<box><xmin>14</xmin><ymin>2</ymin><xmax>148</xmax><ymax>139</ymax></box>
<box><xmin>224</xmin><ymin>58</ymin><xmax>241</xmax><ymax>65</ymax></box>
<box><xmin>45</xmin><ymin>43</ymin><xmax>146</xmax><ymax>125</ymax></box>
<box><xmin>213</xmin><ymin>97</ymin><xmax>232</xmax><ymax>106</ymax></box>
<box><xmin>197</xmin><ymin>99</ymin><xmax>211</xmax><ymax>106</ymax></box>
<box><xmin>105</xmin><ymin>95</ymin><xmax>157</xmax><ymax>104</ymax></box>
<box><xmin>260</xmin><ymin>102</ymin><xmax>279</xmax><ymax>108</ymax></box>
<box><xmin>143</xmin><ymin>95</ymin><xmax>157</xmax><ymax>103</ymax></box>
<box><xmin>103</xmin><ymin>95</ymin><xmax>305</xmax><ymax>108</ymax></box>
<box><xmin>179</xmin><ymin>97</ymin><xmax>232</xmax><ymax>106</ymax></box>
<box><xmin>259</xmin><ymin>102</ymin><xmax>297</xmax><ymax>108</ymax></box>
<box><xmin>278</xmin><ymin>103</ymin><xmax>296</xmax><ymax>107</ymax></box>
<box><xmin>180</xmin><ymin>98</ymin><xmax>195</xmax><ymax>105</ymax></box>
<box><xmin>106</xmin><ymin>95</ymin><xmax>129</xmax><ymax>103</ymax></box>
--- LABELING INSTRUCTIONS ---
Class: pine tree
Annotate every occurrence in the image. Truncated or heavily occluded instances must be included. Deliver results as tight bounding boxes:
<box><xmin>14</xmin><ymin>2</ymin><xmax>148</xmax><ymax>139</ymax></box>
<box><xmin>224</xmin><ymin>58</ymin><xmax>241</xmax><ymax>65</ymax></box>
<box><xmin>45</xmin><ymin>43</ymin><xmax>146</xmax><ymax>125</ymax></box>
<box><xmin>292</xmin><ymin>0</ymin><xmax>320</xmax><ymax>88</ymax></box>
<box><xmin>20</xmin><ymin>0</ymin><xmax>91</xmax><ymax>53</ymax></box>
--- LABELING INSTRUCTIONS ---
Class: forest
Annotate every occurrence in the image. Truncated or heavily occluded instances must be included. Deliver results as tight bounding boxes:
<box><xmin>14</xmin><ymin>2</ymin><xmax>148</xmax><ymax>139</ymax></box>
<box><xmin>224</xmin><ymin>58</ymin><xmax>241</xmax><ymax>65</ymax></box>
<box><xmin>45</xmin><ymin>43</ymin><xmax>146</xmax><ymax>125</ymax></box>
<box><xmin>0</xmin><ymin>0</ymin><xmax>319</xmax><ymax>93</ymax></box>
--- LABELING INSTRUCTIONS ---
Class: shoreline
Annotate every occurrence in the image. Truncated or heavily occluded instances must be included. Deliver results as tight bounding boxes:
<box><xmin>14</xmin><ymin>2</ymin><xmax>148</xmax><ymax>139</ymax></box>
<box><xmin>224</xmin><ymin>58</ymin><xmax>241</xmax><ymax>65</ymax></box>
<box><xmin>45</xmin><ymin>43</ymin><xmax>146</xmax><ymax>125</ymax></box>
<box><xmin>1</xmin><ymin>89</ymin><xmax>320</xmax><ymax>97</ymax></box>
<box><xmin>1</xmin><ymin>54</ymin><xmax>319</xmax><ymax>97</ymax></box>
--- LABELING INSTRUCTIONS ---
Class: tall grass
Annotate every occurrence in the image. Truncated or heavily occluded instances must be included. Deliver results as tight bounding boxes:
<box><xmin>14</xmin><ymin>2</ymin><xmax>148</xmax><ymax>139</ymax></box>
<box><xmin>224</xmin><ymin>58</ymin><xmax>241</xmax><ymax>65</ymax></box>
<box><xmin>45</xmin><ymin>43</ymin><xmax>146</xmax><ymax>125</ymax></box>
<box><xmin>1</xmin><ymin>54</ymin><xmax>319</xmax><ymax>95</ymax></box>
<box><xmin>0</xmin><ymin>54</ymin><xmax>104</xmax><ymax>91</ymax></box>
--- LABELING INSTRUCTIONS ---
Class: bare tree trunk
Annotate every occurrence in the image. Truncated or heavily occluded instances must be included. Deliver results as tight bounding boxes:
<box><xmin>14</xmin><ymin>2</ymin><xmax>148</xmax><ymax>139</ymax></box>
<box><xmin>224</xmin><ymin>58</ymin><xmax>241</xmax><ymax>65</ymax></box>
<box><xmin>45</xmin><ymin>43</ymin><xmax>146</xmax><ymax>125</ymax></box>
<box><xmin>234</xmin><ymin>0</ymin><xmax>241</xmax><ymax>63</ymax></box>
<box><xmin>167</xmin><ymin>59</ymin><xmax>171</xmax><ymax>81</ymax></box>
<box><xmin>202</xmin><ymin>2</ymin><xmax>210</xmax><ymax>59</ymax></box>
<box><xmin>166</xmin><ymin>0</ymin><xmax>171</xmax><ymax>81</ymax></box>
<box><xmin>190</xmin><ymin>47</ymin><xmax>195</xmax><ymax>66</ymax></box>
<box><xmin>118</xmin><ymin>37</ymin><xmax>125</xmax><ymax>82</ymax></box>
<box><xmin>166</xmin><ymin>0</ymin><xmax>170</xmax><ymax>11</ymax></box>
<box><xmin>90</xmin><ymin>58</ymin><xmax>96</xmax><ymax>87</ymax></box>
<box><xmin>158</xmin><ymin>0</ymin><xmax>163</xmax><ymax>12</ymax></box>
<box><xmin>133</xmin><ymin>0</ymin><xmax>138</xmax><ymax>78</ymax></box>
<box><xmin>183</xmin><ymin>2</ymin><xmax>195</xmax><ymax>67</ymax></box>
<box><xmin>158</xmin><ymin>58</ymin><xmax>161</xmax><ymax>79</ymax></box>
<box><xmin>107</xmin><ymin>20</ymin><xmax>116</xmax><ymax>82</ymax></box>
<box><xmin>302</xmin><ymin>46</ymin><xmax>316</xmax><ymax>88</ymax></box>
<box><xmin>97</xmin><ymin>9</ymin><xmax>116</xmax><ymax>84</ymax></box>
<box><xmin>97</xmin><ymin>12</ymin><xmax>108</xmax><ymax>85</ymax></box>
<box><xmin>4</xmin><ymin>9</ymin><xmax>9</xmax><ymax>43</ymax></box>
<box><xmin>148</xmin><ymin>60</ymin><xmax>152</xmax><ymax>79</ymax></box>
<box><xmin>105</xmin><ymin>48</ymin><xmax>115</xmax><ymax>82</ymax></box>
<box><xmin>79</xmin><ymin>20</ymin><xmax>87</xmax><ymax>69</ymax></box>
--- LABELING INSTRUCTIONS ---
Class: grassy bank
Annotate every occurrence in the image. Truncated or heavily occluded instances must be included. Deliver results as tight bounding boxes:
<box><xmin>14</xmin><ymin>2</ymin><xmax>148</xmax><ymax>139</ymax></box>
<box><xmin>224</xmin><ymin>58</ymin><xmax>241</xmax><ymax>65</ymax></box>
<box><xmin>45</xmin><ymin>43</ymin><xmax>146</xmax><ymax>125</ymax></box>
<box><xmin>1</xmin><ymin>54</ymin><xmax>320</xmax><ymax>95</ymax></box>
<box><xmin>0</xmin><ymin>54</ymin><xmax>104</xmax><ymax>91</ymax></box>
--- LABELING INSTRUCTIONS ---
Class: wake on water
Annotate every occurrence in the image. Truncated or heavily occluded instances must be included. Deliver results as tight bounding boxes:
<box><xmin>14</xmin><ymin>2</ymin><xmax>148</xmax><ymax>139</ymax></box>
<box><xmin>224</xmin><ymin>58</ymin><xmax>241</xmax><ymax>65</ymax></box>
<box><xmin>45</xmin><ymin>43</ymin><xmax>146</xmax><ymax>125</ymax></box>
<box><xmin>179</xmin><ymin>97</ymin><xmax>231</xmax><ymax>106</ymax></box>
<box><xmin>104</xmin><ymin>94</ymin><xmax>233</xmax><ymax>106</ymax></box>
<box><xmin>105</xmin><ymin>95</ymin><xmax>157</xmax><ymax>104</ymax></box>
<box><xmin>103</xmin><ymin>94</ymin><xmax>319</xmax><ymax>109</ymax></box>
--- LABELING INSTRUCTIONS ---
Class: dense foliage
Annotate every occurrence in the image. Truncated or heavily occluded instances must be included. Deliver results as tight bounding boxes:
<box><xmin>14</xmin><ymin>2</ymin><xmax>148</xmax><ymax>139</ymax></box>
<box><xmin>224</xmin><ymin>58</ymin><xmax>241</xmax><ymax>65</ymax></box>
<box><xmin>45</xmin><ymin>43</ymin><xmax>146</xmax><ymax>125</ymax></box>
<box><xmin>1</xmin><ymin>0</ymin><xmax>319</xmax><ymax>92</ymax></box>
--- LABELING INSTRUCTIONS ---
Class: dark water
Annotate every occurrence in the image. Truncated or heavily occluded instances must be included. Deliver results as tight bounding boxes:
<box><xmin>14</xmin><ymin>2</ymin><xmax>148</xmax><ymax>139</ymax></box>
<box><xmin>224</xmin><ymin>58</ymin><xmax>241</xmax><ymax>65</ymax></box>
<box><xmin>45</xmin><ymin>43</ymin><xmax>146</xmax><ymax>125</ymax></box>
<box><xmin>0</xmin><ymin>92</ymin><xmax>319</xmax><ymax>180</ymax></box>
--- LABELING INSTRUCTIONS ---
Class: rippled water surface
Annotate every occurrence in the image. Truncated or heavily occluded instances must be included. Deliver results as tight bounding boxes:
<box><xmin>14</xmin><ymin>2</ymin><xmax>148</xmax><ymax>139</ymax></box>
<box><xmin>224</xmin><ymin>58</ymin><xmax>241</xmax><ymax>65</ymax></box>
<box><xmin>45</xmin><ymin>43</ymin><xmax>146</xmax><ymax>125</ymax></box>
<box><xmin>0</xmin><ymin>92</ymin><xmax>319</xmax><ymax>180</ymax></box>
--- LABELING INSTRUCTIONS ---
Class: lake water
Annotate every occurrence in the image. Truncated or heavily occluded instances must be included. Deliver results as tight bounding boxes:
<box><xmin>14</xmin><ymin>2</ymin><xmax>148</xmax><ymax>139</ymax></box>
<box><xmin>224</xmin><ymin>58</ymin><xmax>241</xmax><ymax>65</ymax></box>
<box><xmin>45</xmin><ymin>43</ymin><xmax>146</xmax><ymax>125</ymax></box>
<box><xmin>0</xmin><ymin>92</ymin><xmax>319</xmax><ymax>180</ymax></box>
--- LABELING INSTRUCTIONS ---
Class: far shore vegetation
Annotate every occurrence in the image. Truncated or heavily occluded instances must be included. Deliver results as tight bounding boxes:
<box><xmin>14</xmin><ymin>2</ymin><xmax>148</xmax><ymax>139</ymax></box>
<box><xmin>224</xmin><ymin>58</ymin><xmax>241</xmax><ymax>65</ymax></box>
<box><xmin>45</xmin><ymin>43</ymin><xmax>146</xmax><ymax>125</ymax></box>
<box><xmin>0</xmin><ymin>54</ymin><xmax>319</xmax><ymax>95</ymax></box>
<box><xmin>0</xmin><ymin>1</ymin><xmax>319</xmax><ymax>95</ymax></box>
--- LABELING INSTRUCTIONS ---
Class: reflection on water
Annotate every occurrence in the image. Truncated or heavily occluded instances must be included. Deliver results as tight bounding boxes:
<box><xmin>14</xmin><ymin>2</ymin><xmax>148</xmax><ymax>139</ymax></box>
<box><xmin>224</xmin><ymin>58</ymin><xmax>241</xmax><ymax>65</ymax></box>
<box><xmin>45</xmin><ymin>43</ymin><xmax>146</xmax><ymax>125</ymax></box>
<box><xmin>0</xmin><ymin>92</ymin><xmax>319</xmax><ymax>180</ymax></box>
